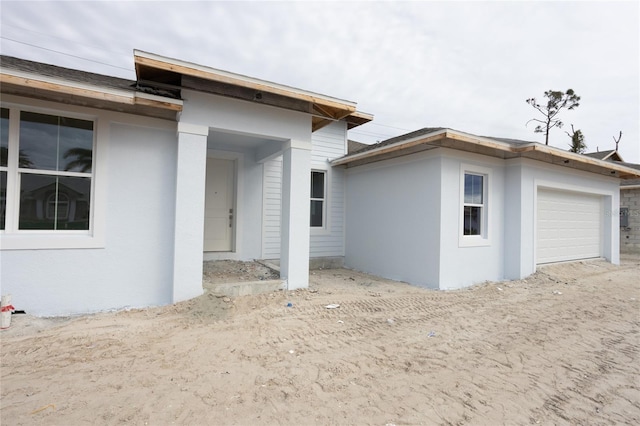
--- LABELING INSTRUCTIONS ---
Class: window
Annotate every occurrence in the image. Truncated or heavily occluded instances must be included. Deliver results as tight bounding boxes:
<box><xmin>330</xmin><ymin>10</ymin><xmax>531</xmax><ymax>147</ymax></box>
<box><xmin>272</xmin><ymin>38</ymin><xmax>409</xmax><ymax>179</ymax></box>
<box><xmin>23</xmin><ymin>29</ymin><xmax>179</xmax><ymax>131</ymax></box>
<box><xmin>310</xmin><ymin>170</ymin><xmax>325</xmax><ymax>227</ymax></box>
<box><xmin>459</xmin><ymin>164</ymin><xmax>491</xmax><ymax>247</ymax></box>
<box><xmin>463</xmin><ymin>173</ymin><xmax>484</xmax><ymax>236</ymax></box>
<box><xmin>0</xmin><ymin>108</ymin><xmax>8</xmax><ymax>230</ymax></box>
<box><xmin>1</xmin><ymin>107</ymin><xmax>94</xmax><ymax>233</ymax></box>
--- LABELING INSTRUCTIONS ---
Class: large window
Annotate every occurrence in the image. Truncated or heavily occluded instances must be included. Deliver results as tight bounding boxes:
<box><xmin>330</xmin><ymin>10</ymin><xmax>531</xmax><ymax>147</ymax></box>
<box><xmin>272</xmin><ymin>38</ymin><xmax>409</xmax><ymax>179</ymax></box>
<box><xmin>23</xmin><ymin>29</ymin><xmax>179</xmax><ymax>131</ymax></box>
<box><xmin>1</xmin><ymin>107</ymin><xmax>94</xmax><ymax>232</ymax></box>
<box><xmin>310</xmin><ymin>170</ymin><xmax>326</xmax><ymax>228</ymax></box>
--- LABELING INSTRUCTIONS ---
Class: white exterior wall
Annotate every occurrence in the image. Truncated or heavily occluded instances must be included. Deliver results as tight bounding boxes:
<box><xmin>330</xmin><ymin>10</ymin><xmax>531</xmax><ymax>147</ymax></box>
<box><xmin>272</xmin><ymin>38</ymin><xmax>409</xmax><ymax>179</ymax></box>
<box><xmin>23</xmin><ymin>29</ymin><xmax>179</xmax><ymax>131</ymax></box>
<box><xmin>504</xmin><ymin>158</ymin><xmax>620</xmax><ymax>279</ymax></box>
<box><xmin>0</xmin><ymin>99</ymin><xmax>178</xmax><ymax>315</ymax></box>
<box><xmin>437</xmin><ymin>150</ymin><xmax>506</xmax><ymax>289</ymax></box>
<box><xmin>261</xmin><ymin>121</ymin><xmax>348</xmax><ymax>259</ymax></box>
<box><xmin>343</xmin><ymin>149</ymin><xmax>620</xmax><ymax>291</ymax></box>
<box><xmin>344</xmin><ymin>150</ymin><xmax>442</xmax><ymax>288</ymax></box>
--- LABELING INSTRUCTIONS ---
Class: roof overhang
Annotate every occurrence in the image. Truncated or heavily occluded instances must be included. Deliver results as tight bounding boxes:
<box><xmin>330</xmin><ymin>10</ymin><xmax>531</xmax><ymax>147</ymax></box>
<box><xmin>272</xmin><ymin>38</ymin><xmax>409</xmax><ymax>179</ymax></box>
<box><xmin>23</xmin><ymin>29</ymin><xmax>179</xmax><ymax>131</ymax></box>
<box><xmin>0</xmin><ymin>66</ymin><xmax>182</xmax><ymax>121</ymax></box>
<box><xmin>134</xmin><ymin>50</ymin><xmax>369</xmax><ymax>131</ymax></box>
<box><xmin>332</xmin><ymin>128</ymin><xmax>640</xmax><ymax>180</ymax></box>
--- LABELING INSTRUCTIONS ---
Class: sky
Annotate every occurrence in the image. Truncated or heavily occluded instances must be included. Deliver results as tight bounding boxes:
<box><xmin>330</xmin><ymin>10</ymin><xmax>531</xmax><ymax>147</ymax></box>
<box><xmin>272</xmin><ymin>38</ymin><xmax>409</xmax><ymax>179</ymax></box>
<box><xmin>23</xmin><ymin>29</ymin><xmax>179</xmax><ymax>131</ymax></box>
<box><xmin>1</xmin><ymin>1</ymin><xmax>638</xmax><ymax>162</ymax></box>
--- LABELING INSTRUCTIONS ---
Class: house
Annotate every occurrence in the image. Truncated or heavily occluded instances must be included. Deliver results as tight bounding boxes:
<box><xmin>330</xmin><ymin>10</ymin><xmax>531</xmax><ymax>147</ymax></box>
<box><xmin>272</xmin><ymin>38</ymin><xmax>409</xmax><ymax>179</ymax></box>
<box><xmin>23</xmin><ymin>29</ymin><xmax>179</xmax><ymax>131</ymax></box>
<box><xmin>584</xmin><ymin>150</ymin><xmax>640</xmax><ymax>254</ymax></box>
<box><xmin>334</xmin><ymin>128</ymin><xmax>640</xmax><ymax>289</ymax></box>
<box><xmin>0</xmin><ymin>52</ymin><xmax>371</xmax><ymax>316</ymax></box>
<box><xmin>618</xmin><ymin>163</ymin><xmax>640</xmax><ymax>253</ymax></box>
<box><xmin>1</xmin><ymin>53</ymin><xmax>639</xmax><ymax>316</ymax></box>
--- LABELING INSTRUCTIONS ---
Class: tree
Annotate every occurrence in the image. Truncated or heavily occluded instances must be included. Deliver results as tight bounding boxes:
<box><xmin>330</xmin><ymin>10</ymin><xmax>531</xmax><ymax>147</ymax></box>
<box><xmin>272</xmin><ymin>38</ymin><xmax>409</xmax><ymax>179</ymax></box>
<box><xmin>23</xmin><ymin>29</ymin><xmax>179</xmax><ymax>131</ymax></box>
<box><xmin>526</xmin><ymin>89</ymin><xmax>581</xmax><ymax>145</ymax></box>
<box><xmin>565</xmin><ymin>124</ymin><xmax>586</xmax><ymax>153</ymax></box>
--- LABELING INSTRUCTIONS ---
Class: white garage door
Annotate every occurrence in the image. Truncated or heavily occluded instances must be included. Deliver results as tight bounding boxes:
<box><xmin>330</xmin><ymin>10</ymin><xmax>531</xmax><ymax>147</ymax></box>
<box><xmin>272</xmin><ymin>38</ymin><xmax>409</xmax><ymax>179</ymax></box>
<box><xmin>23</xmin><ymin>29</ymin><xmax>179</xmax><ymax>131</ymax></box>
<box><xmin>537</xmin><ymin>188</ymin><xmax>603</xmax><ymax>264</ymax></box>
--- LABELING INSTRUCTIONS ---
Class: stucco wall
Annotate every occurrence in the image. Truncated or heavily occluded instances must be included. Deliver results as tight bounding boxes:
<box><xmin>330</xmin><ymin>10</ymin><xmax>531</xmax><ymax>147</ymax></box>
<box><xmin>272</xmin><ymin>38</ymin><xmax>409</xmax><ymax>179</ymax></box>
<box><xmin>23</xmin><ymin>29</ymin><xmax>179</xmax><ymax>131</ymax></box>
<box><xmin>1</xmin><ymin>117</ymin><xmax>178</xmax><ymax>316</ymax></box>
<box><xmin>620</xmin><ymin>188</ymin><xmax>640</xmax><ymax>253</ymax></box>
<box><xmin>344</xmin><ymin>150</ymin><xmax>441</xmax><ymax>288</ymax></box>
<box><xmin>437</xmin><ymin>151</ymin><xmax>506</xmax><ymax>289</ymax></box>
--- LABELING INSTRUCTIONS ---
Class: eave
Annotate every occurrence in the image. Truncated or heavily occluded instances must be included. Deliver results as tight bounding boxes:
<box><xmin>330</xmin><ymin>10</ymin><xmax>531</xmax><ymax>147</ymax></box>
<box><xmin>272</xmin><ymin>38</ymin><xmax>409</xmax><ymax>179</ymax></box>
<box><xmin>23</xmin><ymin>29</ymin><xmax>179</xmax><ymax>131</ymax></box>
<box><xmin>332</xmin><ymin>129</ymin><xmax>640</xmax><ymax>180</ymax></box>
<box><xmin>134</xmin><ymin>50</ymin><xmax>368</xmax><ymax>131</ymax></box>
<box><xmin>0</xmin><ymin>67</ymin><xmax>183</xmax><ymax>121</ymax></box>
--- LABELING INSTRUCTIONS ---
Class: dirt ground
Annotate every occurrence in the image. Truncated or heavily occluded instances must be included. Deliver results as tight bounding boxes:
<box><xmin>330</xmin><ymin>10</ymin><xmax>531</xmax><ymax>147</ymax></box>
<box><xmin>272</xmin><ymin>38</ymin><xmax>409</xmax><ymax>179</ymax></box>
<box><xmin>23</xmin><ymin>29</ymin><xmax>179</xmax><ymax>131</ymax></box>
<box><xmin>1</xmin><ymin>256</ymin><xmax>639</xmax><ymax>425</ymax></box>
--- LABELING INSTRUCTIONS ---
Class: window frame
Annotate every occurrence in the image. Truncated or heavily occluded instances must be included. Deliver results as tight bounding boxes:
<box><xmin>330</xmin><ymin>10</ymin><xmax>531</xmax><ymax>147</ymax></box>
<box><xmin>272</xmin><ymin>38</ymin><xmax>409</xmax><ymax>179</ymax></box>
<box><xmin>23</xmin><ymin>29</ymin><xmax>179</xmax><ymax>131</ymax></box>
<box><xmin>310</xmin><ymin>168</ymin><xmax>327</xmax><ymax>231</ymax></box>
<box><xmin>0</xmin><ymin>100</ymin><xmax>105</xmax><ymax>250</ymax></box>
<box><xmin>459</xmin><ymin>163</ymin><xmax>492</xmax><ymax>247</ymax></box>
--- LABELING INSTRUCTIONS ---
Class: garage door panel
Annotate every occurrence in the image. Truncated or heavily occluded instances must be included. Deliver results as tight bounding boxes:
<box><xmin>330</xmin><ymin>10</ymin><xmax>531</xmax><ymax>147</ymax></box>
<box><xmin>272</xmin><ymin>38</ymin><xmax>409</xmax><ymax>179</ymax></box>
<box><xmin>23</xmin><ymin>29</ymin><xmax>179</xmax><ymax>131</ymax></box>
<box><xmin>536</xmin><ymin>189</ymin><xmax>602</xmax><ymax>264</ymax></box>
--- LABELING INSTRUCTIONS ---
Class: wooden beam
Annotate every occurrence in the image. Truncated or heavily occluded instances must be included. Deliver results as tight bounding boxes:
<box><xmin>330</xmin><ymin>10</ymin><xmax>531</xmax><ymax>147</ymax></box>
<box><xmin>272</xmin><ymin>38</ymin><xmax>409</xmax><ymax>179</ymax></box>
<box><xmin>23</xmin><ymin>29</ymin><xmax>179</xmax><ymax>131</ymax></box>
<box><xmin>135</xmin><ymin>54</ymin><xmax>357</xmax><ymax>113</ymax></box>
<box><xmin>1</xmin><ymin>73</ymin><xmax>133</xmax><ymax>105</ymax></box>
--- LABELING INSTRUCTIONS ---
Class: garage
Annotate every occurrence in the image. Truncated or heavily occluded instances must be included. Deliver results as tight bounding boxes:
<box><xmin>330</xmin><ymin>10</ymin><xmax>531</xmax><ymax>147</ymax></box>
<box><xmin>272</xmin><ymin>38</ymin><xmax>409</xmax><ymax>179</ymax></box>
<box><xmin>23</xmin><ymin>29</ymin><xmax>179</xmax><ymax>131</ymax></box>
<box><xmin>537</xmin><ymin>188</ymin><xmax>603</xmax><ymax>264</ymax></box>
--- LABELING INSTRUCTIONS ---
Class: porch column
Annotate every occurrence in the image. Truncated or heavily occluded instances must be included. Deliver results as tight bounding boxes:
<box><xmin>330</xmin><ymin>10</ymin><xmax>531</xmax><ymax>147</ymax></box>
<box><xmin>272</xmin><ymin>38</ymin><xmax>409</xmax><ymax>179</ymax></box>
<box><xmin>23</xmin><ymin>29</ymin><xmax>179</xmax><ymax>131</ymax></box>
<box><xmin>173</xmin><ymin>122</ymin><xmax>208</xmax><ymax>303</ymax></box>
<box><xmin>280</xmin><ymin>139</ymin><xmax>311</xmax><ymax>290</ymax></box>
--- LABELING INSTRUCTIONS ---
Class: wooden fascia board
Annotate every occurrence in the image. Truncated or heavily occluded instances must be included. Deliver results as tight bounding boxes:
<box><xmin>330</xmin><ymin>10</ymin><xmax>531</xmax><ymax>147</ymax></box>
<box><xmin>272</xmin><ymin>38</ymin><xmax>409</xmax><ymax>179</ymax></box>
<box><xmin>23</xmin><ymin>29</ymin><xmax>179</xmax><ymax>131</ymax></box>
<box><xmin>332</xmin><ymin>127</ymin><xmax>640</xmax><ymax>179</ymax></box>
<box><xmin>331</xmin><ymin>130</ymin><xmax>449</xmax><ymax>166</ymax></box>
<box><xmin>1</xmin><ymin>69</ymin><xmax>134</xmax><ymax>105</ymax></box>
<box><xmin>134</xmin><ymin>92</ymin><xmax>183</xmax><ymax>111</ymax></box>
<box><xmin>512</xmin><ymin>144</ymin><xmax>640</xmax><ymax>179</ymax></box>
<box><xmin>134</xmin><ymin>51</ymin><xmax>356</xmax><ymax>114</ymax></box>
<box><xmin>1</xmin><ymin>69</ymin><xmax>182</xmax><ymax>112</ymax></box>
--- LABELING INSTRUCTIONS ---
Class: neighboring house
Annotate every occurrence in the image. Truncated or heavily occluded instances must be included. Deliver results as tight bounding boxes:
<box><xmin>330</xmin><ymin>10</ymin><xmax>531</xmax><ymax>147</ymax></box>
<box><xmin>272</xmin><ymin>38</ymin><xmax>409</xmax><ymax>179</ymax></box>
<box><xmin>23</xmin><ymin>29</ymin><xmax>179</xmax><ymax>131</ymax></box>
<box><xmin>583</xmin><ymin>149</ymin><xmax>624</xmax><ymax>162</ymax></box>
<box><xmin>1</xmin><ymin>54</ymin><xmax>639</xmax><ymax>315</ymax></box>
<box><xmin>333</xmin><ymin>128</ymin><xmax>640</xmax><ymax>289</ymax></box>
<box><xmin>619</xmin><ymin>163</ymin><xmax>640</xmax><ymax>253</ymax></box>
<box><xmin>0</xmin><ymin>52</ymin><xmax>371</xmax><ymax>316</ymax></box>
<box><xmin>584</xmin><ymin>150</ymin><xmax>640</xmax><ymax>254</ymax></box>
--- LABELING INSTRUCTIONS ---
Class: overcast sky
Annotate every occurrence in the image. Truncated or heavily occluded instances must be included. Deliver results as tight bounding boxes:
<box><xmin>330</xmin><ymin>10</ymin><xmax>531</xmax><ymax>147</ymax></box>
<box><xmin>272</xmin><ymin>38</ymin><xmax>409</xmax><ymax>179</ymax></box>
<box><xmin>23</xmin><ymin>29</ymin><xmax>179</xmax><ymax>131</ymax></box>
<box><xmin>1</xmin><ymin>1</ymin><xmax>638</xmax><ymax>162</ymax></box>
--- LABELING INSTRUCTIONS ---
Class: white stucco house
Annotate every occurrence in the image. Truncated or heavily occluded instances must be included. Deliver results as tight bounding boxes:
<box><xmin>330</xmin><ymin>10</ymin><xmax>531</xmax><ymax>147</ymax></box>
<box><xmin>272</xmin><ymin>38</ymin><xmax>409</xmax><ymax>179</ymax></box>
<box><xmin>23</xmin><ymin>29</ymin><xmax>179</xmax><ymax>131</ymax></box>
<box><xmin>1</xmin><ymin>53</ymin><xmax>639</xmax><ymax>316</ymax></box>
<box><xmin>337</xmin><ymin>129</ymin><xmax>640</xmax><ymax>289</ymax></box>
<box><xmin>0</xmin><ymin>52</ymin><xmax>371</xmax><ymax>316</ymax></box>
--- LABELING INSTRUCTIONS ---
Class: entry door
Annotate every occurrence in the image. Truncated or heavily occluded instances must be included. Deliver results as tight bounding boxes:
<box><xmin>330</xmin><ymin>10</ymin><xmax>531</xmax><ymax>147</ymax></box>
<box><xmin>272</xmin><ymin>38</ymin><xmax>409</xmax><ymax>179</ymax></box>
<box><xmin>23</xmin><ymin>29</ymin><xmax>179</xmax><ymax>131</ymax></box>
<box><xmin>204</xmin><ymin>158</ymin><xmax>235</xmax><ymax>252</ymax></box>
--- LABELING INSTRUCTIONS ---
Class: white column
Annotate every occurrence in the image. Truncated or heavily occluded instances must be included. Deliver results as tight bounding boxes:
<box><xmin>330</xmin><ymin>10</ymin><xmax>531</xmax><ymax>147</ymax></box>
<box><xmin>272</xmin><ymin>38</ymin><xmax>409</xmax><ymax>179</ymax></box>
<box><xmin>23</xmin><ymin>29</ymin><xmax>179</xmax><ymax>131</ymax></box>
<box><xmin>280</xmin><ymin>140</ymin><xmax>312</xmax><ymax>290</ymax></box>
<box><xmin>173</xmin><ymin>122</ymin><xmax>209</xmax><ymax>303</ymax></box>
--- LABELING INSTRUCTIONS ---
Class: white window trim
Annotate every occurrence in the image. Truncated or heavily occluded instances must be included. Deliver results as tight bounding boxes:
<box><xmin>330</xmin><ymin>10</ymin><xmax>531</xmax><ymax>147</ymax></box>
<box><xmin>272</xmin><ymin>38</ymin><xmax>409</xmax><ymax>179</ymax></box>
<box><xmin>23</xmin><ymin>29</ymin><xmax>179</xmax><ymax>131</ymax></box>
<box><xmin>310</xmin><ymin>166</ymin><xmax>330</xmax><ymax>234</ymax></box>
<box><xmin>459</xmin><ymin>163</ymin><xmax>492</xmax><ymax>247</ymax></box>
<box><xmin>0</xmin><ymin>101</ymin><xmax>107</xmax><ymax>250</ymax></box>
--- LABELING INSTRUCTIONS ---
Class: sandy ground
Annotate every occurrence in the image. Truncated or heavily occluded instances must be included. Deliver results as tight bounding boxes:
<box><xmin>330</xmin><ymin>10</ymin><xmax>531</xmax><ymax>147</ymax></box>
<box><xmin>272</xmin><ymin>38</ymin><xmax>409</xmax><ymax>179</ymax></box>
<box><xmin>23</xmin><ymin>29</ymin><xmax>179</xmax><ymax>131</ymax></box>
<box><xmin>1</xmin><ymin>256</ymin><xmax>639</xmax><ymax>426</ymax></box>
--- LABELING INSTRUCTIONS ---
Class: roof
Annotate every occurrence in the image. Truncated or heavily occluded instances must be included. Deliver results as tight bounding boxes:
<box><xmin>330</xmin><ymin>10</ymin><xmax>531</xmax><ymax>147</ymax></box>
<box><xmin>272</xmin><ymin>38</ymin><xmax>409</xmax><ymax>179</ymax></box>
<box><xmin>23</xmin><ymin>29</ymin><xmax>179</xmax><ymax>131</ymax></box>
<box><xmin>332</xmin><ymin>127</ymin><xmax>640</xmax><ymax>180</ymax></box>
<box><xmin>583</xmin><ymin>150</ymin><xmax>624</xmax><ymax>162</ymax></box>
<box><xmin>0</xmin><ymin>55</ymin><xmax>183</xmax><ymax>121</ymax></box>
<box><xmin>133</xmin><ymin>50</ymin><xmax>372</xmax><ymax>131</ymax></box>
<box><xmin>1</xmin><ymin>52</ymin><xmax>372</xmax><ymax>130</ymax></box>
<box><xmin>347</xmin><ymin>140</ymin><xmax>370</xmax><ymax>154</ymax></box>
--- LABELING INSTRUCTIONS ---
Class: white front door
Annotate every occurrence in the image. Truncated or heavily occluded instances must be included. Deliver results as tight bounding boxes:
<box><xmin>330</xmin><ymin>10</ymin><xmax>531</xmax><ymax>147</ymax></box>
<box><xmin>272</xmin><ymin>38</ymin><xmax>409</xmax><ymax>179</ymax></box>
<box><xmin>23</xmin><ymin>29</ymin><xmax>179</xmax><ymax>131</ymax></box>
<box><xmin>204</xmin><ymin>158</ymin><xmax>235</xmax><ymax>252</ymax></box>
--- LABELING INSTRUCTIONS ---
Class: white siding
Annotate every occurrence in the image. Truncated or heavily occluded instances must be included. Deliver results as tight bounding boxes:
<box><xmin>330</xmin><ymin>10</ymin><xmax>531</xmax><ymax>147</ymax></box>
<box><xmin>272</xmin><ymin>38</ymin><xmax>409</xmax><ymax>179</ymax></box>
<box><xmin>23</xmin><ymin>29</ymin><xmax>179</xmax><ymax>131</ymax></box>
<box><xmin>262</xmin><ymin>156</ymin><xmax>282</xmax><ymax>258</ymax></box>
<box><xmin>261</xmin><ymin>121</ymin><xmax>348</xmax><ymax>259</ymax></box>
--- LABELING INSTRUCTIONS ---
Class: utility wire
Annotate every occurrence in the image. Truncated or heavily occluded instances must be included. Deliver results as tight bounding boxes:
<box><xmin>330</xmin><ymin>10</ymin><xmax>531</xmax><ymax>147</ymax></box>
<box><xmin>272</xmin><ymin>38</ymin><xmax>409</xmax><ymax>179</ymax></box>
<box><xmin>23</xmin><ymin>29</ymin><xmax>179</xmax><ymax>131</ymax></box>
<box><xmin>0</xmin><ymin>36</ymin><xmax>132</xmax><ymax>72</ymax></box>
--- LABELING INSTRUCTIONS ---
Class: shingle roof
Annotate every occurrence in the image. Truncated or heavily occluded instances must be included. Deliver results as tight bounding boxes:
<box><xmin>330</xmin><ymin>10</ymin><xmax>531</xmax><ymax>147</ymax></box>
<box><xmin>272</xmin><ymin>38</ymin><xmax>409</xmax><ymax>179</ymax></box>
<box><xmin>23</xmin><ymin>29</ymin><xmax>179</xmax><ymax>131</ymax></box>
<box><xmin>347</xmin><ymin>140</ymin><xmax>370</xmax><ymax>154</ymax></box>
<box><xmin>1</xmin><ymin>55</ymin><xmax>137</xmax><ymax>93</ymax></box>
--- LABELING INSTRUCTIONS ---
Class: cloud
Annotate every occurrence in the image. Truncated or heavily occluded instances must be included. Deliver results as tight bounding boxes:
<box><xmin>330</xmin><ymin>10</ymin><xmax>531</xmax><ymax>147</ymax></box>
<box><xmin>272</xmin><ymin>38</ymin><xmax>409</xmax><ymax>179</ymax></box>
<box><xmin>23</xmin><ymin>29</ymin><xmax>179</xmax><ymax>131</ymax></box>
<box><xmin>1</xmin><ymin>0</ymin><xmax>638</xmax><ymax>161</ymax></box>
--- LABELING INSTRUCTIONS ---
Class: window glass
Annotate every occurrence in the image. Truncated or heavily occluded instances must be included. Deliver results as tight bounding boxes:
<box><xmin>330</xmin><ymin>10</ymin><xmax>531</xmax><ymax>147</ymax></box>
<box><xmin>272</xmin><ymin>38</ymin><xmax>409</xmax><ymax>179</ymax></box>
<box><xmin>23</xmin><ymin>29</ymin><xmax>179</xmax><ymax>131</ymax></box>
<box><xmin>0</xmin><ymin>171</ymin><xmax>6</xmax><ymax>230</ymax></box>
<box><xmin>310</xmin><ymin>200</ymin><xmax>323</xmax><ymax>227</ymax></box>
<box><xmin>464</xmin><ymin>174</ymin><xmax>483</xmax><ymax>204</ymax></box>
<box><xmin>464</xmin><ymin>206</ymin><xmax>481</xmax><ymax>235</ymax></box>
<box><xmin>19</xmin><ymin>174</ymin><xmax>90</xmax><ymax>230</ymax></box>
<box><xmin>1</xmin><ymin>108</ymin><xmax>8</xmax><ymax>167</ymax></box>
<box><xmin>311</xmin><ymin>171</ymin><xmax>325</xmax><ymax>199</ymax></box>
<box><xmin>19</xmin><ymin>111</ymin><xmax>93</xmax><ymax>172</ymax></box>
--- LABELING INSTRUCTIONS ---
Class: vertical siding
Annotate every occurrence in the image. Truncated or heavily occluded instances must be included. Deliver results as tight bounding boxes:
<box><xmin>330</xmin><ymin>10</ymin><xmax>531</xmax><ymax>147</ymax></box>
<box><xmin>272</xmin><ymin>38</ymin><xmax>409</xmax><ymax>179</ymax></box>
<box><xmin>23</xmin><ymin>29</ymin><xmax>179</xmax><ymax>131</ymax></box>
<box><xmin>261</xmin><ymin>121</ymin><xmax>348</xmax><ymax>259</ymax></box>
<box><xmin>262</xmin><ymin>155</ymin><xmax>282</xmax><ymax>258</ymax></box>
